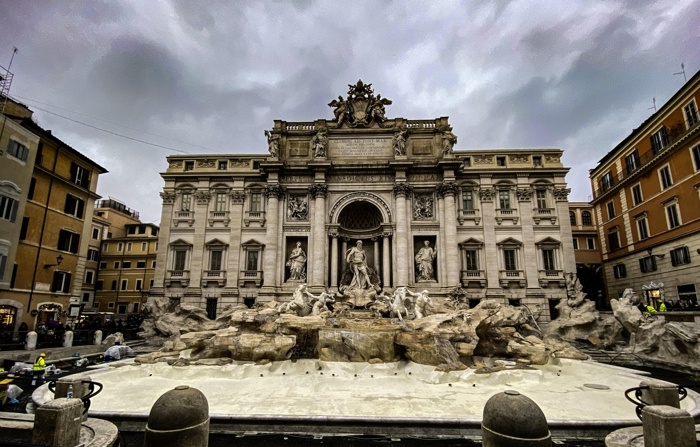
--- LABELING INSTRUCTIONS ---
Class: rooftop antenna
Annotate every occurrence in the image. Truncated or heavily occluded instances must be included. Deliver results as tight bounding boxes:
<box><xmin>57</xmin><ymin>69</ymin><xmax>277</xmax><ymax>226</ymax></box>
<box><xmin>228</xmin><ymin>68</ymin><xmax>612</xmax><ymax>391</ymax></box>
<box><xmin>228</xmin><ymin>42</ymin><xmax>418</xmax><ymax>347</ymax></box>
<box><xmin>648</xmin><ymin>97</ymin><xmax>656</xmax><ymax>113</ymax></box>
<box><xmin>1</xmin><ymin>47</ymin><xmax>18</xmax><ymax>114</ymax></box>
<box><xmin>673</xmin><ymin>63</ymin><xmax>687</xmax><ymax>83</ymax></box>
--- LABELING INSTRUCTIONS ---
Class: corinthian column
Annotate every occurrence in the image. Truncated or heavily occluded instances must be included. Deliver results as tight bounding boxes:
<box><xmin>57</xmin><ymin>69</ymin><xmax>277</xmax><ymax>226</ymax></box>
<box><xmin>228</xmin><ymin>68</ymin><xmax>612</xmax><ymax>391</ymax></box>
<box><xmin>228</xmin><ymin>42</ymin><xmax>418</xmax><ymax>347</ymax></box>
<box><xmin>262</xmin><ymin>184</ymin><xmax>285</xmax><ymax>287</ymax></box>
<box><xmin>438</xmin><ymin>182</ymin><xmax>460</xmax><ymax>286</ymax></box>
<box><xmin>310</xmin><ymin>183</ymin><xmax>328</xmax><ymax>288</ymax></box>
<box><xmin>393</xmin><ymin>183</ymin><xmax>412</xmax><ymax>286</ymax></box>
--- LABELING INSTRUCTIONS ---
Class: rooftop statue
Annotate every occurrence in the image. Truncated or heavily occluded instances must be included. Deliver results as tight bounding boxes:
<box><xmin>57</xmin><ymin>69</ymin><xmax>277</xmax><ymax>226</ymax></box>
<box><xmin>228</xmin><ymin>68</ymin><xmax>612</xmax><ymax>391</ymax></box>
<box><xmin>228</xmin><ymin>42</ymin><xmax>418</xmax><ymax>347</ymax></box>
<box><xmin>264</xmin><ymin>129</ymin><xmax>280</xmax><ymax>158</ymax></box>
<box><xmin>328</xmin><ymin>79</ymin><xmax>393</xmax><ymax>128</ymax></box>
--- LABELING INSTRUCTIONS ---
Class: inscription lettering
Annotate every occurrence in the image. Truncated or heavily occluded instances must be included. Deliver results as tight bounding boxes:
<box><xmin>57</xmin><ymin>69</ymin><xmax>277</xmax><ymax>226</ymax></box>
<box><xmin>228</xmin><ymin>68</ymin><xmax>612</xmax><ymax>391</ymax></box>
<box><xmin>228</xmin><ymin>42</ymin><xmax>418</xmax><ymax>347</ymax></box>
<box><xmin>328</xmin><ymin>138</ymin><xmax>392</xmax><ymax>157</ymax></box>
<box><xmin>327</xmin><ymin>174</ymin><xmax>394</xmax><ymax>183</ymax></box>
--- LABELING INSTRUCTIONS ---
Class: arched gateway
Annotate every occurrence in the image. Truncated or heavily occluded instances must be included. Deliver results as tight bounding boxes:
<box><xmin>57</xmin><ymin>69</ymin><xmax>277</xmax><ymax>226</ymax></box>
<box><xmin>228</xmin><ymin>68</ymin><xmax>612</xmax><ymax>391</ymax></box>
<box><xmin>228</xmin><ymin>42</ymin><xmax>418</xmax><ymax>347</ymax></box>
<box><xmin>153</xmin><ymin>80</ymin><xmax>574</xmax><ymax>324</ymax></box>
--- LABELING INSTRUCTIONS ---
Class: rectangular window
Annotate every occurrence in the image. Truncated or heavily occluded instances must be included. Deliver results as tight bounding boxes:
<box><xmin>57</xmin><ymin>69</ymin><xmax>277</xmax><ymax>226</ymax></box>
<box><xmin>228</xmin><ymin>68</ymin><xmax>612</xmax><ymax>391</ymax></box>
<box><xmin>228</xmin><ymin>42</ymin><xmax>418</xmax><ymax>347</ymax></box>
<box><xmin>650</xmin><ymin>127</ymin><xmax>669</xmax><ymax>154</ymax></box>
<box><xmin>601</xmin><ymin>172</ymin><xmax>613</xmax><ymax>191</ymax></box>
<box><xmin>111</xmin><ymin>280</ymin><xmax>117</xmax><ymax>291</ymax></box>
<box><xmin>87</xmin><ymin>248</ymin><xmax>99</xmax><ymax>261</ymax></box>
<box><xmin>184</xmin><ymin>161</ymin><xmax>194</xmax><ymax>171</ymax></box>
<box><xmin>462</xmin><ymin>157</ymin><xmax>471</xmax><ymax>167</ymax></box>
<box><xmin>587</xmin><ymin>238</ymin><xmax>595</xmax><ymax>250</ymax></box>
<box><xmin>533</xmin><ymin>156</ymin><xmax>542</xmax><ymax>167</ymax></box>
<box><xmin>542</xmin><ymin>249</ymin><xmax>556</xmax><ymax>271</ymax></box>
<box><xmin>57</xmin><ymin>230</ymin><xmax>80</xmax><ymax>253</ymax></box>
<box><xmin>152</xmin><ymin>260</ymin><xmax>157</xmax><ymax>268</ymax></box>
<box><xmin>133</xmin><ymin>302</ymin><xmax>140</xmax><ymax>313</ymax></box>
<box><xmin>173</xmin><ymin>250</ymin><xmax>187</xmax><ymax>271</ymax></box>
<box><xmin>149</xmin><ymin>279</ymin><xmax>154</xmax><ymax>289</ymax></box>
<box><xmin>120</xmin><ymin>279</ymin><xmax>128</xmax><ymax>290</ymax></box>
<box><xmin>141</xmin><ymin>242</ymin><xmax>147</xmax><ymax>251</ymax></box>
<box><xmin>536</xmin><ymin>190</ymin><xmax>547</xmax><ymax>209</ymax></box>
<box><xmin>636</xmin><ymin>217</ymin><xmax>649</xmax><ymax>240</ymax></box>
<box><xmin>670</xmin><ymin>246</ymin><xmax>691</xmax><ymax>266</ymax></box>
<box><xmin>216</xmin><ymin>193</ymin><xmax>227</xmax><ymax>212</ymax></box>
<box><xmin>692</xmin><ymin>144</ymin><xmax>700</xmax><ymax>171</ymax></box>
<box><xmin>632</xmin><ymin>184</ymin><xmax>643</xmax><ymax>206</ymax></box>
<box><xmin>496</xmin><ymin>156</ymin><xmax>506</xmax><ymax>167</ymax></box>
<box><xmin>503</xmin><ymin>249</ymin><xmax>517</xmax><ymax>271</ymax></box>
<box><xmin>64</xmin><ymin>194</ymin><xmax>85</xmax><ymax>218</ymax></box>
<box><xmin>0</xmin><ymin>254</ymin><xmax>6</xmax><ymax>282</ymax></box>
<box><xmin>250</xmin><ymin>193</ymin><xmax>262</xmax><ymax>212</ymax></box>
<box><xmin>659</xmin><ymin>165</ymin><xmax>673</xmax><ymax>189</ymax></box>
<box><xmin>99</xmin><ymin>261</ymin><xmax>107</xmax><ymax>269</ymax></box>
<box><xmin>210</xmin><ymin>250</ymin><xmax>223</xmax><ymax>271</ymax></box>
<box><xmin>639</xmin><ymin>256</ymin><xmax>657</xmax><ymax>273</ymax></box>
<box><xmin>28</xmin><ymin>178</ymin><xmax>36</xmax><ymax>200</ymax></box>
<box><xmin>85</xmin><ymin>270</ymin><xmax>94</xmax><ymax>284</ymax></box>
<box><xmin>206</xmin><ymin>298</ymin><xmax>218</xmax><ymax>320</ymax></box>
<box><xmin>465</xmin><ymin>250</ymin><xmax>478</xmax><ymax>270</ymax></box>
<box><xmin>117</xmin><ymin>303</ymin><xmax>128</xmax><ymax>314</ymax></box>
<box><xmin>92</xmin><ymin>228</ymin><xmax>100</xmax><ymax>239</ymax></box>
<box><xmin>608</xmin><ymin>230</ymin><xmax>620</xmax><ymax>251</ymax></box>
<box><xmin>625</xmin><ymin>150</ymin><xmax>640</xmax><ymax>175</ymax></box>
<box><xmin>122</xmin><ymin>261</ymin><xmax>131</xmax><ymax>269</ymax></box>
<box><xmin>572</xmin><ymin>238</ymin><xmax>579</xmax><ymax>250</ymax></box>
<box><xmin>613</xmin><ymin>264</ymin><xmax>627</xmax><ymax>279</ymax></box>
<box><xmin>126</xmin><ymin>242</ymin><xmax>132</xmax><ymax>252</ymax></box>
<box><xmin>606</xmin><ymin>201</ymin><xmax>615</xmax><ymax>219</ymax></box>
<box><xmin>678</xmin><ymin>284</ymin><xmax>697</xmax><ymax>305</ymax></box>
<box><xmin>95</xmin><ymin>280</ymin><xmax>103</xmax><ymax>291</ymax></box>
<box><xmin>117</xmin><ymin>242</ymin><xmax>123</xmax><ymax>252</ymax></box>
<box><xmin>108</xmin><ymin>302</ymin><xmax>115</xmax><ymax>309</ymax></box>
<box><xmin>181</xmin><ymin>193</ymin><xmax>192</xmax><ymax>212</ymax></box>
<box><xmin>51</xmin><ymin>271</ymin><xmax>71</xmax><ymax>293</ymax></box>
<box><xmin>498</xmin><ymin>190</ymin><xmax>510</xmax><ymax>209</ymax></box>
<box><xmin>19</xmin><ymin>216</ymin><xmax>29</xmax><ymax>240</ymax></box>
<box><xmin>246</xmin><ymin>251</ymin><xmax>259</xmax><ymax>271</ymax></box>
<box><xmin>666</xmin><ymin>203</ymin><xmax>681</xmax><ymax>229</ymax></box>
<box><xmin>685</xmin><ymin>101</ymin><xmax>699</xmax><ymax>128</ymax></box>
<box><xmin>7</xmin><ymin>139</ymin><xmax>29</xmax><ymax>162</ymax></box>
<box><xmin>114</xmin><ymin>261</ymin><xmax>120</xmax><ymax>269</ymax></box>
<box><xmin>136</xmin><ymin>260</ymin><xmax>146</xmax><ymax>269</ymax></box>
<box><xmin>0</xmin><ymin>195</ymin><xmax>19</xmax><ymax>222</ymax></box>
<box><xmin>462</xmin><ymin>190</ymin><xmax>474</xmax><ymax>210</ymax></box>
<box><xmin>70</xmin><ymin>162</ymin><xmax>90</xmax><ymax>188</ymax></box>
<box><xmin>218</xmin><ymin>160</ymin><xmax>227</xmax><ymax>170</ymax></box>
<box><xmin>135</xmin><ymin>279</ymin><xmax>143</xmax><ymax>291</ymax></box>
<box><xmin>102</xmin><ymin>243</ymin><xmax>108</xmax><ymax>252</ymax></box>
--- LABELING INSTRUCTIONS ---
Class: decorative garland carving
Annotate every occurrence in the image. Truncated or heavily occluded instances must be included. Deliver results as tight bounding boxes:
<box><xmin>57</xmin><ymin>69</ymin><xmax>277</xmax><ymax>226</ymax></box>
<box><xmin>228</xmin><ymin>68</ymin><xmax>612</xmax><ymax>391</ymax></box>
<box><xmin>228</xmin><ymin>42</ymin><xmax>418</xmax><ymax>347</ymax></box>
<box><xmin>230</xmin><ymin>191</ymin><xmax>245</xmax><ymax>204</ymax></box>
<box><xmin>509</xmin><ymin>154</ymin><xmax>529</xmax><ymax>164</ymax></box>
<box><xmin>229</xmin><ymin>159</ymin><xmax>250</xmax><ymax>167</ymax></box>
<box><xmin>545</xmin><ymin>155</ymin><xmax>561</xmax><ymax>163</ymax></box>
<box><xmin>194</xmin><ymin>190</ymin><xmax>211</xmax><ymax>204</ymax></box>
<box><xmin>516</xmin><ymin>188</ymin><xmax>533</xmax><ymax>202</ymax></box>
<box><xmin>478</xmin><ymin>188</ymin><xmax>495</xmax><ymax>202</ymax></box>
<box><xmin>169</xmin><ymin>160</ymin><xmax>183</xmax><ymax>169</ymax></box>
<box><xmin>197</xmin><ymin>159</ymin><xmax>216</xmax><ymax>168</ymax></box>
<box><xmin>473</xmin><ymin>155</ymin><xmax>493</xmax><ymax>164</ymax></box>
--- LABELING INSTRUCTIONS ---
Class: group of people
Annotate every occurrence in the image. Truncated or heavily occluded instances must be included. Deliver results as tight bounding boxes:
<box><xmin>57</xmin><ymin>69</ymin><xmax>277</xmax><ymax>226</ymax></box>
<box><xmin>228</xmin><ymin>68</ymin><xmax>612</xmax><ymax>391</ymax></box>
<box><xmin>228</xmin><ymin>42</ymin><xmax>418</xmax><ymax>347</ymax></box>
<box><xmin>643</xmin><ymin>299</ymin><xmax>697</xmax><ymax>313</ymax></box>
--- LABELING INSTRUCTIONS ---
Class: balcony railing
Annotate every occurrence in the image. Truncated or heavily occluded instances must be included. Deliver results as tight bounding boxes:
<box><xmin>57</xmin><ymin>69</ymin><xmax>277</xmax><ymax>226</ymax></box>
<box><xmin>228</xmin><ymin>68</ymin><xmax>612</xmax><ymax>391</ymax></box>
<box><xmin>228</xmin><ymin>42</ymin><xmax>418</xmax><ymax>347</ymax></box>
<box><xmin>165</xmin><ymin>269</ymin><xmax>190</xmax><ymax>287</ymax></box>
<box><xmin>499</xmin><ymin>270</ymin><xmax>525</xmax><ymax>287</ymax></box>
<box><xmin>533</xmin><ymin>208</ymin><xmax>557</xmax><ymax>225</ymax></box>
<box><xmin>202</xmin><ymin>270</ymin><xmax>227</xmax><ymax>287</ymax></box>
<box><xmin>460</xmin><ymin>269</ymin><xmax>486</xmax><ymax>287</ymax></box>
<box><xmin>495</xmin><ymin>208</ymin><xmax>519</xmax><ymax>225</ymax></box>
<box><xmin>173</xmin><ymin>211</ymin><xmax>195</xmax><ymax>228</ymax></box>
<box><xmin>238</xmin><ymin>270</ymin><xmax>263</xmax><ymax>287</ymax></box>
<box><xmin>244</xmin><ymin>210</ymin><xmax>266</xmax><ymax>227</ymax></box>
<box><xmin>458</xmin><ymin>208</ymin><xmax>481</xmax><ymax>225</ymax></box>
<box><xmin>538</xmin><ymin>269</ymin><xmax>565</xmax><ymax>287</ymax></box>
<box><xmin>208</xmin><ymin>210</ymin><xmax>230</xmax><ymax>227</ymax></box>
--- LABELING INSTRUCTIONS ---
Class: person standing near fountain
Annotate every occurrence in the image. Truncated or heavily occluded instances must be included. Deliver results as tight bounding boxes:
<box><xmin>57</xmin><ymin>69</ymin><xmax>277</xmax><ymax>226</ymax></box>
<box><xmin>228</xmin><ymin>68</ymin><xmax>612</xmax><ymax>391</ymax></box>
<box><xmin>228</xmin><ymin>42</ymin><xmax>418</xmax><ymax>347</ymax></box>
<box><xmin>346</xmin><ymin>240</ymin><xmax>373</xmax><ymax>289</ymax></box>
<box><xmin>287</xmin><ymin>242</ymin><xmax>307</xmax><ymax>281</ymax></box>
<box><xmin>415</xmin><ymin>240</ymin><xmax>437</xmax><ymax>281</ymax></box>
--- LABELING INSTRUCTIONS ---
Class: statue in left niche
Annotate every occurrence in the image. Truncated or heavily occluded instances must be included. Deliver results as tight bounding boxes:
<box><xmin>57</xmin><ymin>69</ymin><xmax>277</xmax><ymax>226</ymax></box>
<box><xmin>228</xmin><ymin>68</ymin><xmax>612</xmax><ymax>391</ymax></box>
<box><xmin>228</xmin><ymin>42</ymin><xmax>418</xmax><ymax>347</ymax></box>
<box><xmin>441</xmin><ymin>126</ymin><xmax>458</xmax><ymax>156</ymax></box>
<box><xmin>264</xmin><ymin>130</ymin><xmax>280</xmax><ymax>158</ymax></box>
<box><xmin>286</xmin><ymin>242</ymin><xmax>307</xmax><ymax>281</ymax></box>
<box><xmin>311</xmin><ymin>129</ymin><xmax>328</xmax><ymax>158</ymax></box>
<box><xmin>393</xmin><ymin>128</ymin><xmax>407</xmax><ymax>156</ymax></box>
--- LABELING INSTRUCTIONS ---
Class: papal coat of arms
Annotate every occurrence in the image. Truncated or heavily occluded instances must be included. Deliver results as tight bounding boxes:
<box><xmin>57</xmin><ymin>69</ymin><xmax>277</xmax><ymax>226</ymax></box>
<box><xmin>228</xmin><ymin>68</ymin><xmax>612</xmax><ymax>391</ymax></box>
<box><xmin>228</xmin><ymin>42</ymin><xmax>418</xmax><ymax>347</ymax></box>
<box><xmin>328</xmin><ymin>80</ymin><xmax>392</xmax><ymax>127</ymax></box>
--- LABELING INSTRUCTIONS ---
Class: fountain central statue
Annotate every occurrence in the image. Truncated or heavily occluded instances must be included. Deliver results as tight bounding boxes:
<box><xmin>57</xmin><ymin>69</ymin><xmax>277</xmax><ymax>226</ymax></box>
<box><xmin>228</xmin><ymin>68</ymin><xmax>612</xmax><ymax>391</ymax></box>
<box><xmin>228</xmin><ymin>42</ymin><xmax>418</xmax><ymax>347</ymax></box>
<box><xmin>338</xmin><ymin>240</ymin><xmax>382</xmax><ymax>307</ymax></box>
<box><xmin>345</xmin><ymin>240</ymin><xmax>373</xmax><ymax>290</ymax></box>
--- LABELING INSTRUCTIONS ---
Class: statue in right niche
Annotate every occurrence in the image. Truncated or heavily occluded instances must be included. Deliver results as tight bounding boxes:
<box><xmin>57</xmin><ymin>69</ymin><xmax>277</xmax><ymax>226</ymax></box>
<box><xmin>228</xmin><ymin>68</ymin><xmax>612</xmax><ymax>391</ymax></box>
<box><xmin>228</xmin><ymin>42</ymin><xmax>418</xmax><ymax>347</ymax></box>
<box><xmin>415</xmin><ymin>240</ymin><xmax>437</xmax><ymax>281</ymax></box>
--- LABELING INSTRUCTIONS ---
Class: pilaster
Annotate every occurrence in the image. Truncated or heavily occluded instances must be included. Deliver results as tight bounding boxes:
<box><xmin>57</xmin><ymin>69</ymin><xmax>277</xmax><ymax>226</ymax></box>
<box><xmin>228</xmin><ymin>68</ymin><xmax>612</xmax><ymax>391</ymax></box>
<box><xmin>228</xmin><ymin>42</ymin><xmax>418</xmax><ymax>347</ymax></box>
<box><xmin>393</xmin><ymin>183</ymin><xmax>412</xmax><ymax>286</ymax></box>
<box><xmin>438</xmin><ymin>181</ymin><xmax>459</xmax><ymax>286</ymax></box>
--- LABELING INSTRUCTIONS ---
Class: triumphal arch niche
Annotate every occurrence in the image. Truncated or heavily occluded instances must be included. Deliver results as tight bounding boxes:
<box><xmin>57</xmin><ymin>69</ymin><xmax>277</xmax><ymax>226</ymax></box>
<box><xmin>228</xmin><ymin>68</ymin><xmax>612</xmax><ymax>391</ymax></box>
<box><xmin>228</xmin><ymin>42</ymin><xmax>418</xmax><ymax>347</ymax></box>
<box><xmin>155</xmin><ymin>80</ymin><xmax>574</xmax><ymax>322</ymax></box>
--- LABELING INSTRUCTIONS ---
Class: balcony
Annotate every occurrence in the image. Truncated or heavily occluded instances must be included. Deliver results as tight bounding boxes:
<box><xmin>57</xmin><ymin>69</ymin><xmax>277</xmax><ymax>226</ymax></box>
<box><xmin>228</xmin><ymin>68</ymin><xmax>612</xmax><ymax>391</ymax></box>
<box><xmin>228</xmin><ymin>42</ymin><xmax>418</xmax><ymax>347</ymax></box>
<box><xmin>238</xmin><ymin>270</ymin><xmax>263</xmax><ymax>287</ymax></box>
<box><xmin>499</xmin><ymin>270</ymin><xmax>525</xmax><ymax>288</ymax></box>
<box><xmin>173</xmin><ymin>211</ymin><xmax>195</xmax><ymax>227</ymax></box>
<box><xmin>208</xmin><ymin>210</ymin><xmax>230</xmax><ymax>227</ymax></box>
<box><xmin>460</xmin><ymin>269</ymin><xmax>486</xmax><ymax>288</ymax></box>
<box><xmin>538</xmin><ymin>269</ymin><xmax>565</xmax><ymax>288</ymax></box>
<box><xmin>495</xmin><ymin>208</ymin><xmax>519</xmax><ymax>225</ymax></box>
<box><xmin>165</xmin><ymin>269</ymin><xmax>190</xmax><ymax>287</ymax></box>
<box><xmin>244</xmin><ymin>210</ymin><xmax>266</xmax><ymax>227</ymax></box>
<box><xmin>202</xmin><ymin>270</ymin><xmax>227</xmax><ymax>287</ymax></box>
<box><xmin>457</xmin><ymin>208</ymin><xmax>481</xmax><ymax>225</ymax></box>
<box><xmin>532</xmin><ymin>208</ymin><xmax>557</xmax><ymax>225</ymax></box>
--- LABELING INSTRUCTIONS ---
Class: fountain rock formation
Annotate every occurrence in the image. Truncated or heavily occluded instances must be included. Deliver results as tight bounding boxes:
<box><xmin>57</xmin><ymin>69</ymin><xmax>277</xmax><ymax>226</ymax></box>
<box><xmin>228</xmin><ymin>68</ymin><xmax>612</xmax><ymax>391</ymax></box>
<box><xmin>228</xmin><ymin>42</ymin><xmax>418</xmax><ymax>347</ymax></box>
<box><xmin>139</xmin><ymin>286</ymin><xmax>586</xmax><ymax>371</ymax></box>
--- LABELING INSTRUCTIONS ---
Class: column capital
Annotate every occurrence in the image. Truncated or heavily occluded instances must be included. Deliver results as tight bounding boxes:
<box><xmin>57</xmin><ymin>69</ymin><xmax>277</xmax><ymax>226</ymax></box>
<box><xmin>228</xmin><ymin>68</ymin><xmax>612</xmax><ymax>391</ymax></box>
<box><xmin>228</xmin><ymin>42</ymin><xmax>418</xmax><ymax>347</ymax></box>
<box><xmin>309</xmin><ymin>183</ymin><xmax>328</xmax><ymax>199</ymax></box>
<box><xmin>393</xmin><ymin>182</ymin><xmax>413</xmax><ymax>198</ymax></box>
<box><xmin>160</xmin><ymin>190</ymin><xmax>176</xmax><ymax>204</ymax></box>
<box><xmin>516</xmin><ymin>187</ymin><xmax>533</xmax><ymax>202</ymax></box>
<box><xmin>479</xmin><ymin>188</ymin><xmax>495</xmax><ymax>202</ymax></box>
<box><xmin>194</xmin><ymin>190</ymin><xmax>211</xmax><ymax>204</ymax></box>
<box><xmin>437</xmin><ymin>181</ymin><xmax>458</xmax><ymax>197</ymax></box>
<box><xmin>230</xmin><ymin>191</ymin><xmax>245</xmax><ymax>204</ymax></box>
<box><xmin>553</xmin><ymin>187</ymin><xmax>571</xmax><ymax>201</ymax></box>
<box><xmin>266</xmin><ymin>184</ymin><xmax>286</xmax><ymax>199</ymax></box>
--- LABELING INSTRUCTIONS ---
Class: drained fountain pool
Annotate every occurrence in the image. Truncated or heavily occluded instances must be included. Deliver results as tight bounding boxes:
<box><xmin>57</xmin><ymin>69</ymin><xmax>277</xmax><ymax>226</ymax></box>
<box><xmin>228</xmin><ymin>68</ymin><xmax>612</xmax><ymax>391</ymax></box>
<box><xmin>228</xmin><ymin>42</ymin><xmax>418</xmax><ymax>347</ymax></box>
<box><xmin>33</xmin><ymin>357</ymin><xmax>700</xmax><ymax>440</ymax></box>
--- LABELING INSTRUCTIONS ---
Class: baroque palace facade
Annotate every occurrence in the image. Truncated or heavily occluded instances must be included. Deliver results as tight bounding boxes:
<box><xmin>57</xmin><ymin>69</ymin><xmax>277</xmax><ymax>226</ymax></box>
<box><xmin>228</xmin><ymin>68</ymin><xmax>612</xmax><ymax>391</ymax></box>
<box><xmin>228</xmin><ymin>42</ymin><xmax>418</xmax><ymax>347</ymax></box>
<box><xmin>151</xmin><ymin>81</ymin><xmax>575</xmax><ymax>323</ymax></box>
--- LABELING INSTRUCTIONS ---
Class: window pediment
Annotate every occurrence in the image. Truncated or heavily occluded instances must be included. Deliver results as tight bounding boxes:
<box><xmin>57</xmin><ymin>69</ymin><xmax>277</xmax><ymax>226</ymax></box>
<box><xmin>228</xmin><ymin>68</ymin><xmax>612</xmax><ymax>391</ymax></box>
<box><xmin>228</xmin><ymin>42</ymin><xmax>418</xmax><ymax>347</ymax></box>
<box><xmin>535</xmin><ymin>237</ymin><xmax>560</xmax><ymax>248</ymax></box>
<box><xmin>241</xmin><ymin>239</ymin><xmax>265</xmax><ymax>249</ymax></box>
<box><xmin>169</xmin><ymin>238</ymin><xmax>193</xmax><ymax>248</ymax></box>
<box><xmin>205</xmin><ymin>238</ymin><xmax>229</xmax><ymax>248</ymax></box>
<box><xmin>459</xmin><ymin>237</ymin><xmax>483</xmax><ymax>248</ymax></box>
<box><xmin>497</xmin><ymin>237</ymin><xmax>522</xmax><ymax>247</ymax></box>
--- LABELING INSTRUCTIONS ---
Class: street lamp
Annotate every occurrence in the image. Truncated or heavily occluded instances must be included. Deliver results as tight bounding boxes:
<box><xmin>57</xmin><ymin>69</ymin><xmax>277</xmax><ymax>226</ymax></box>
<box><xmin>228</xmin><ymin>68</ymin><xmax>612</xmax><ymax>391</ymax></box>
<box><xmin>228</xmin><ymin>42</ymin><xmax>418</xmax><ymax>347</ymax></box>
<box><xmin>43</xmin><ymin>255</ymin><xmax>64</xmax><ymax>268</ymax></box>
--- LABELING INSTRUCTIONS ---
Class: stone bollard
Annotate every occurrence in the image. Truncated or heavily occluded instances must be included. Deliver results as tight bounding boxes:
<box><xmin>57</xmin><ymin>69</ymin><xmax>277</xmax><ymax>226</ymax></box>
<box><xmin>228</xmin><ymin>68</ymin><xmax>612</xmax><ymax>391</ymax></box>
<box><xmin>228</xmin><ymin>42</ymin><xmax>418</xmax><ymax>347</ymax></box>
<box><xmin>55</xmin><ymin>375</ymin><xmax>91</xmax><ymax>421</ymax></box>
<box><xmin>639</xmin><ymin>378</ymin><xmax>681</xmax><ymax>408</ymax></box>
<box><xmin>31</xmin><ymin>397</ymin><xmax>82</xmax><ymax>447</ymax></box>
<box><xmin>481</xmin><ymin>390</ymin><xmax>552</xmax><ymax>447</ymax></box>
<box><xmin>25</xmin><ymin>331</ymin><xmax>37</xmax><ymax>350</ymax></box>
<box><xmin>93</xmin><ymin>329</ymin><xmax>102</xmax><ymax>345</ymax></box>
<box><xmin>63</xmin><ymin>330</ymin><xmax>73</xmax><ymax>348</ymax></box>
<box><xmin>642</xmin><ymin>405</ymin><xmax>695</xmax><ymax>447</ymax></box>
<box><xmin>144</xmin><ymin>385</ymin><xmax>210</xmax><ymax>447</ymax></box>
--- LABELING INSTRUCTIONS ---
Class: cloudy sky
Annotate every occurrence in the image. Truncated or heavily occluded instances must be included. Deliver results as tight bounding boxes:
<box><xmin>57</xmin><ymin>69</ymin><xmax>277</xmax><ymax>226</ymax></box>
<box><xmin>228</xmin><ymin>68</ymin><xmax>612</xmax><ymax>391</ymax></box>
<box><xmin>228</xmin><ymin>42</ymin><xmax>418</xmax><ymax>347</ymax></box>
<box><xmin>1</xmin><ymin>1</ymin><xmax>698</xmax><ymax>223</ymax></box>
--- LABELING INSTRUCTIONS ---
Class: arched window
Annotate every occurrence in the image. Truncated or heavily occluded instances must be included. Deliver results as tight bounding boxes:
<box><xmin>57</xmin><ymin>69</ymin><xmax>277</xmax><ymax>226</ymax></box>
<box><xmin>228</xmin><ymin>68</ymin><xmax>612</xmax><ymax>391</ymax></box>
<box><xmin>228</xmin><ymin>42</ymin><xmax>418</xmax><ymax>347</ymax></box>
<box><xmin>569</xmin><ymin>211</ymin><xmax>577</xmax><ymax>226</ymax></box>
<box><xmin>582</xmin><ymin>211</ymin><xmax>592</xmax><ymax>226</ymax></box>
